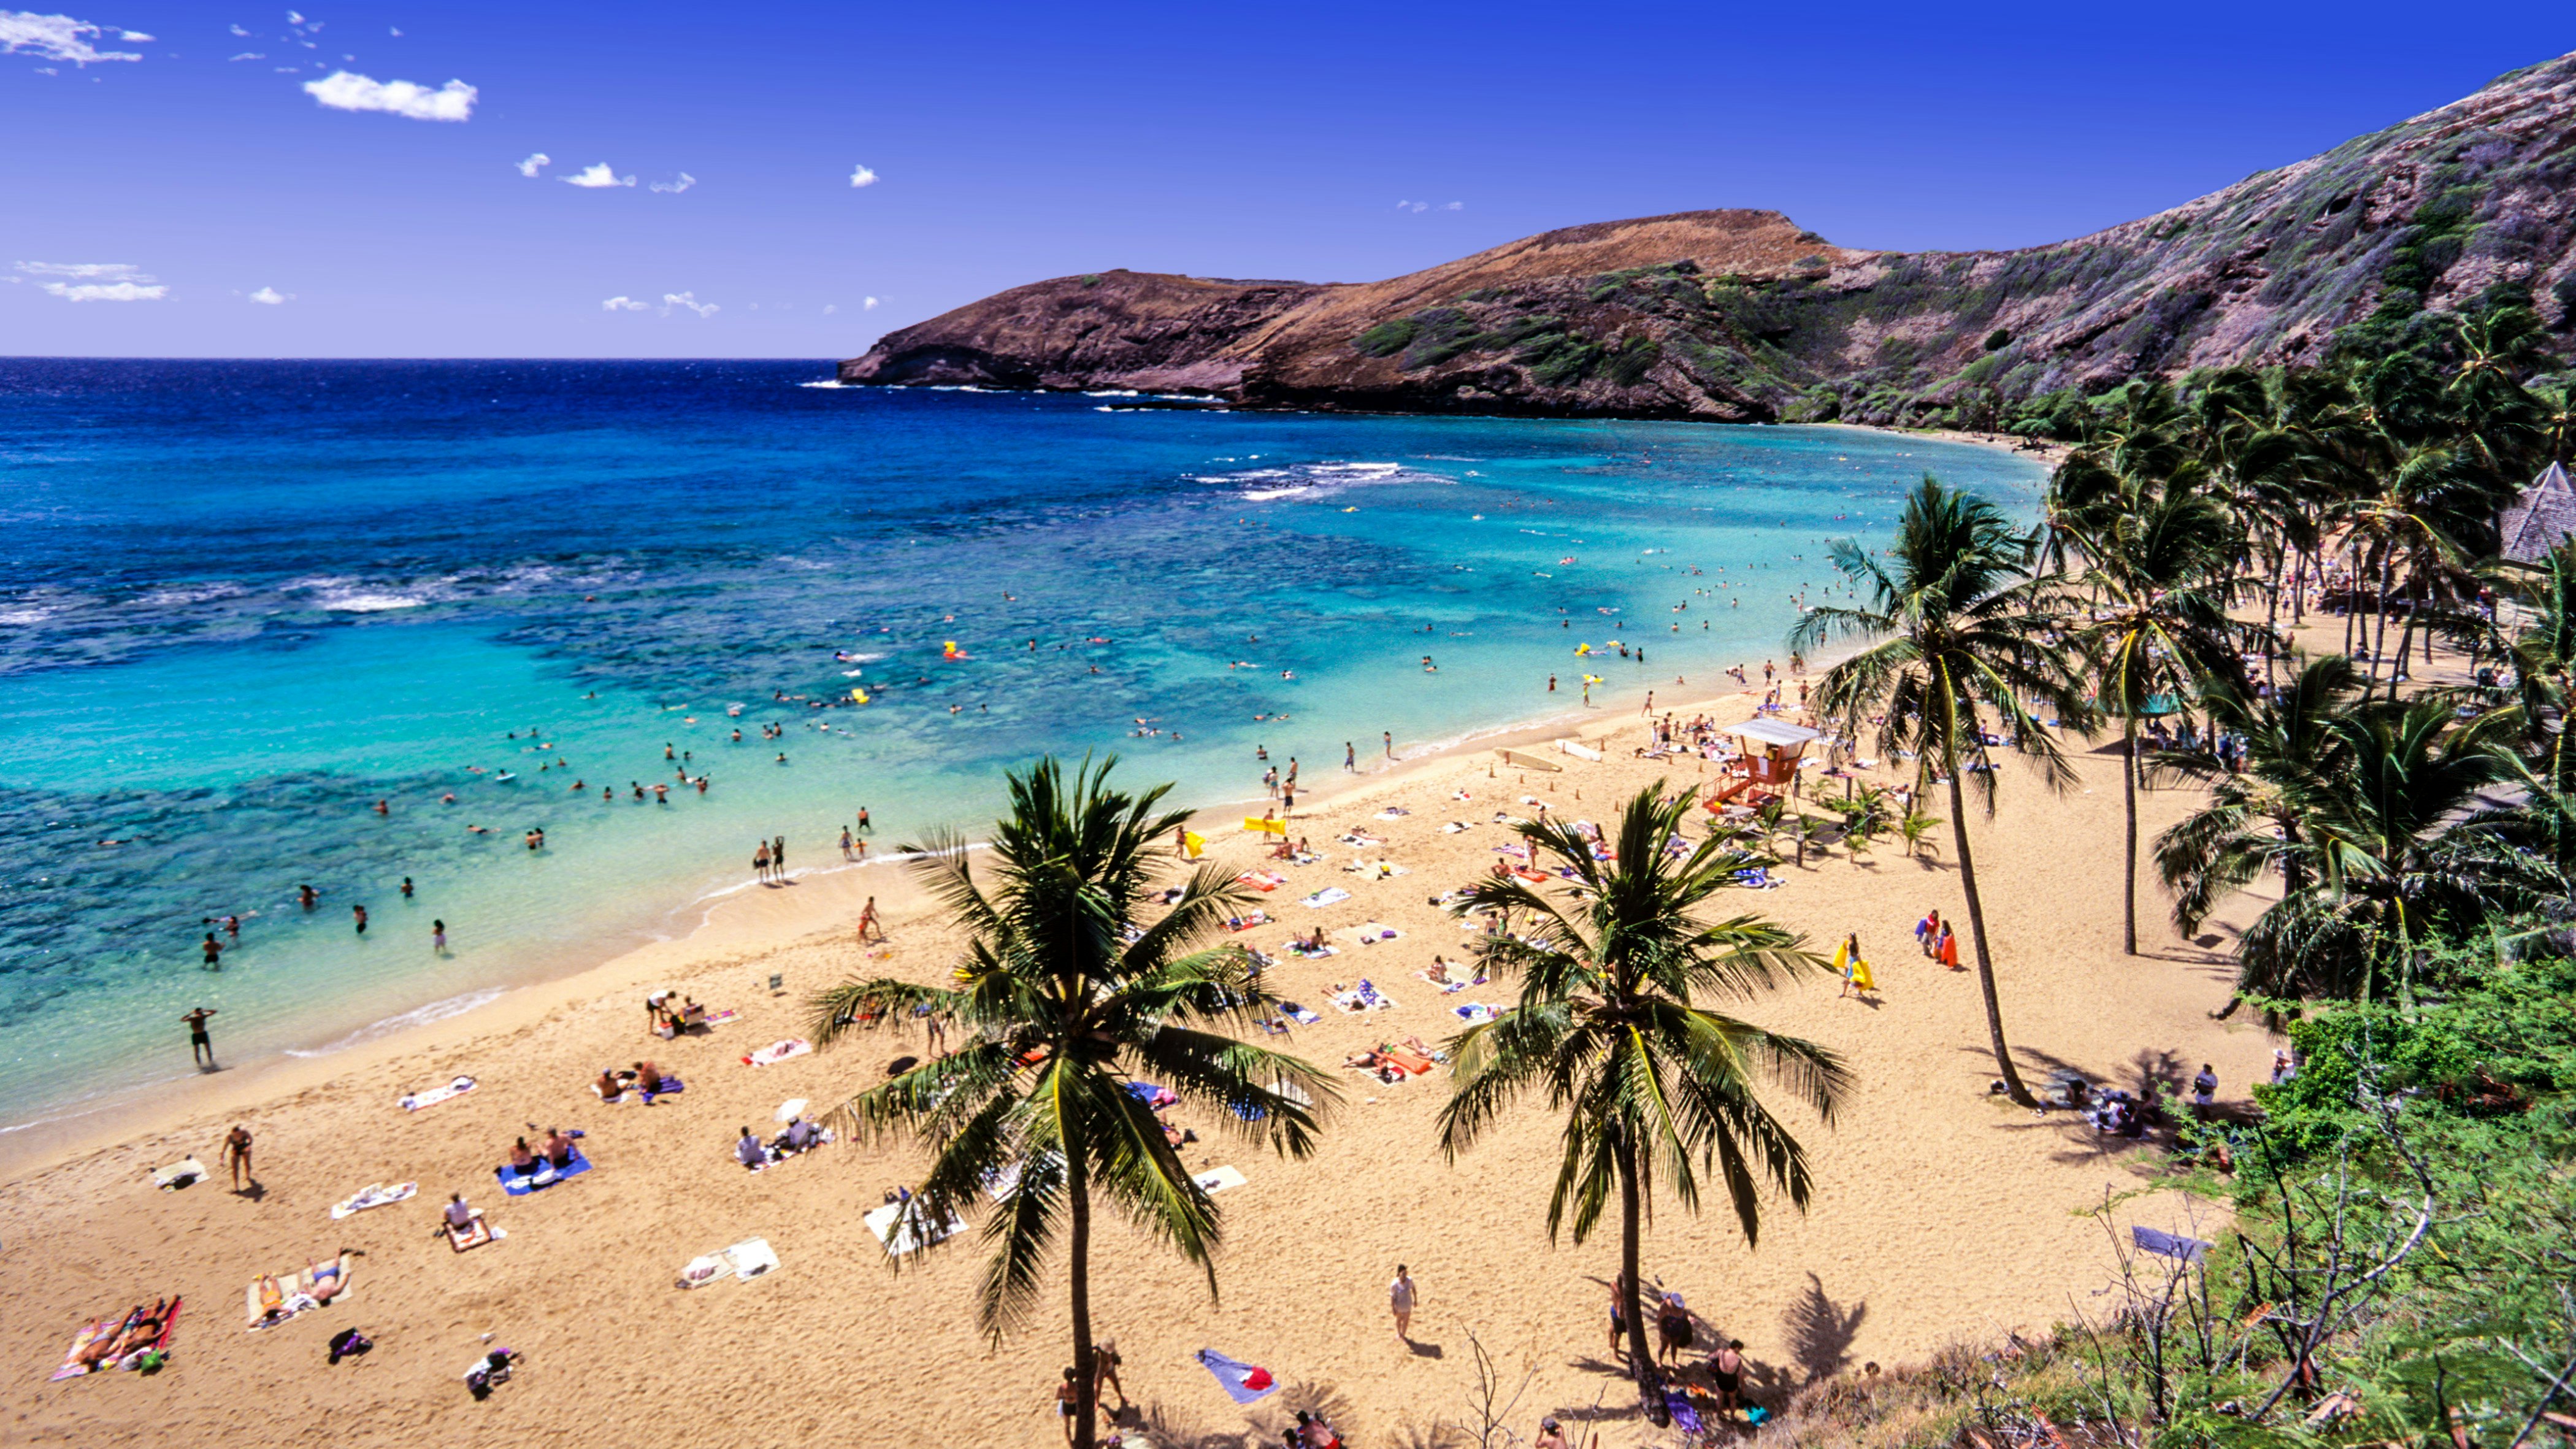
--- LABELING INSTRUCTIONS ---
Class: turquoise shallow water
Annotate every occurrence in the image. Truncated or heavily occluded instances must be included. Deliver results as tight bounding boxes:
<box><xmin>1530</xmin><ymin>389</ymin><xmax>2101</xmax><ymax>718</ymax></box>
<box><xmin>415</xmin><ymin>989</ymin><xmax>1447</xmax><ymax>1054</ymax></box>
<box><xmin>0</xmin><ymin>359</ymin><xmax>2044</xmax><ymax>1129</ymax></box>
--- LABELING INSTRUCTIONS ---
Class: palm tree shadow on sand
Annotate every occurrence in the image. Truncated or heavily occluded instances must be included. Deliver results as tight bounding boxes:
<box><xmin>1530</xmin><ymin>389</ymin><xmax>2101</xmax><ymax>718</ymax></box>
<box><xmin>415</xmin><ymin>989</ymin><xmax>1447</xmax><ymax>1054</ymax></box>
<box><xmin>1783</xmin><ymin>1272</ymin><xmax>1868</xmax><ymax>1383</ymax></box>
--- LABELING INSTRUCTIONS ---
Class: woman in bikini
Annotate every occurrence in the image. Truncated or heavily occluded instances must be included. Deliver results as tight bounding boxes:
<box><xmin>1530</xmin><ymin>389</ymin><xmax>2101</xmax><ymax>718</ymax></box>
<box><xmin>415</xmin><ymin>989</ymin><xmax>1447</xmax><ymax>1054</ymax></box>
<box><xmin>507</xmin><ymin>1137</ymin><xmax>539</xmax><ymax>1175</ymax></box>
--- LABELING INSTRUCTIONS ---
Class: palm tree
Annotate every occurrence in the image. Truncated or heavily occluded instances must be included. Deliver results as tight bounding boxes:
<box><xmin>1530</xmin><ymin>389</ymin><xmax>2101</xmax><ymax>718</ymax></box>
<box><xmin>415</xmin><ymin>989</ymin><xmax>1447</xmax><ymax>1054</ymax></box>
<box><xmin>807</xmin><ymin>756</ymin><xmax>1332</xmax><ymax>1449</ymax></box>
<box><xmin>1791</xmin><ymin>475</ymin><xmax>2096</xmax><ymax>1105</ymax></box>
<box><xmin>1439</xmin><ymin>784</ymin><xmax>1848</xmax><ymax>1420</ymax></box>
<box><xmin>2149</xmin><ymin>653</ymin><xmax>2364</xmax><ymax>945</ymax></box>
<box><xmin>2208</xmin><ymin>699</ymin><xmax>2535</xmax><ymax>1007</ymax></box>
<box><xmin>2063</xmin><ymin>455</ymin><xmax>2254</xmax><ymax>954</ymax></box>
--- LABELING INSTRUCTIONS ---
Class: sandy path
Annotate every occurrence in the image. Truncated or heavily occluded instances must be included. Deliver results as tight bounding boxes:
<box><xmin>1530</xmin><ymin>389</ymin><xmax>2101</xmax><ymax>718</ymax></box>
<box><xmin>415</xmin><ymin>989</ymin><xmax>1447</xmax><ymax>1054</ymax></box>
<box><xmin>0</xmin><ymin>681</ymin><xmax>2281</xmax><ymax>1448</ymax></box>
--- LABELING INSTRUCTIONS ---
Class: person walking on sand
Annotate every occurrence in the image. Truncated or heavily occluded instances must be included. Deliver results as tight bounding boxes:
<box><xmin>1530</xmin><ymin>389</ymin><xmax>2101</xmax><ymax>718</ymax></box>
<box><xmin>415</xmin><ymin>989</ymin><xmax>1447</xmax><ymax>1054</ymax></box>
<box><xmin>1914</xmin><ymin>909</ymin><xmax>1941</xmax><ymax>956</ymax></box>
<box><xmin>1389</xmin><ymin>1264</ymin><xmax>1417</xmax><ymax>1341</ymax></box>
<box><xmin>183</xmin><ymin>1006</ymin><xmax>220</xmax><ymax>1066</ymax></box>
<box><xmin>1834</xmin><ymin>933</ymin><xmax>1872</xmax><ymax>998</ymax></box>
<box><xmin>1056</xmin><ymin>1366</ymin><xmax>1079</xmax><ymax>1444</ymax></box>
<box><xmin>1937</xmin><ymin>921</ymin><xmax>1961</xmax><ymax>971</ymax></box>
<box><xmin>1094</xmin><ymin>1337</ymin><xmax>1129</xmax><ymax>1412</ymax></box>
<box><xmin>1345</xmin><ymin>742</ymin><xmax>1356</xmax><ymax>772</ymax></box>
<box><xmin>2193</xmin><ymin>1063</ymin><xmax>2218</xmax><ymax>1111</ymax></box>
<box><xmin>222</xmin><ymin>1124</ymin><xmax>253</xmax><ymax>1190</ymax></box>
<box><xmin>1535</xmin><ymin>1416</ymin><xmax>1571</xmax><ymax>1449</ymax></box>
<box><xmin>858</xmin><ymin>896</ymin><xmax>885</xmax><ymax>944</ymax></box>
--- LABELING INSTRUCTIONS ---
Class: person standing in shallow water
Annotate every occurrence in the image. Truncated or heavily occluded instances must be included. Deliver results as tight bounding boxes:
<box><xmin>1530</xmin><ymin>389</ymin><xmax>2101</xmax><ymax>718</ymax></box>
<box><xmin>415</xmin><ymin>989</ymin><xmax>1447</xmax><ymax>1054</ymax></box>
<box><xmin>772</xmin><ymin>836</ymin><xmax>786</xmax><ymax>880</ymax></box>
<box><xmin>432</xmin><ymin>919</ymin><xmax>448</xmax><ymax>955</ymax></box>
<box><xmin>182</xmin><ymin>1006</ymin><xmax>218</xmax><ymax>1067</ymax></box>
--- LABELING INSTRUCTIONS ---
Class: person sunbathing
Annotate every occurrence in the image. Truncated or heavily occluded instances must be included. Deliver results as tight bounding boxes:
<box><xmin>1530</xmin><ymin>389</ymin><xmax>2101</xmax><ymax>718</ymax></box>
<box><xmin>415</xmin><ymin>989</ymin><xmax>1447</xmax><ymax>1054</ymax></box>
<box><xmin>77</xmin><ymin>1305</ymin><xmax>151</xmax><ymax>1369</ymax></box>
<box><xmin>253</xmin><ymin>1274</ymin><xmax>291</xmax><ymax>1324</ymax></box>
<box><xmin>308</xmin><ymin>1249</ymin><xmax>356</xmax><ymax>1304</ymax></box>
<box><xmin>734</xmin><ymin>1126</ymin><xmax>767</xmax><ymax>1169</ymax></box>
<box><xmin>507</xmin><ymin>1137</ymin><xmax>538</xmax><ymax>1174</ymax></box>
<box><xmin>542</xmin><ymin>1128</ymin><xmax>576</xmax><ymax>1168</ymax></box>
<box><xmin>632</xmin><ymin>1060</ymin><xmax>667</xmax><ymax>1095</ymax></box>
<box><xmin>593</xmin><ymin>1069</ymin><xmax>623</xmax><ymax>1101</ymax></box>
<box><xmin>772</xmin><ymin>1117</ymin><xmax>820</xmax><ymax>1155</ymax></box>
<box><xmin>100</xmin><ymin>1300</ymin><xmax>169</xmax><ymax>1364</ymax></box>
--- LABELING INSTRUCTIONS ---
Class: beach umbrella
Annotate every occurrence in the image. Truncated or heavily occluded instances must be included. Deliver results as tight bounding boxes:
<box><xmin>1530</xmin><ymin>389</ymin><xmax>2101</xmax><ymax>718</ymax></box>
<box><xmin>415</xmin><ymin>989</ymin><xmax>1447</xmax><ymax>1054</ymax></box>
<box><xmin>1195</xmin><ymin>1348</ymin><xmax>1279</xmax><ymax>1404</ymax></box>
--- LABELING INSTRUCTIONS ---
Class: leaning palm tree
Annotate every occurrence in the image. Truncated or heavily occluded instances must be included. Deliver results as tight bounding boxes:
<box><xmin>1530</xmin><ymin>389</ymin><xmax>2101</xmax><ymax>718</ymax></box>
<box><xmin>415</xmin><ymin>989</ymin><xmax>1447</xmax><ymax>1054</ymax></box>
<box><xmin>808</xmin><ymin>756</ymin><xmax>1332</xmax><ymax>1449</ymax></box>
<box><xmin>2065</xmin><ymin>458</ymin><xmax>2255</xmax><ymax>954</ymax></box>
<box><xmin>1791</xmin><ymin>474</ymin><xmax>2096</xmax><ymax>1105</ymax></box>
<box><xmin>1439</xmin><ymin>783</ymin><xmax>1848</xmax><ymax>1421</ymax></box>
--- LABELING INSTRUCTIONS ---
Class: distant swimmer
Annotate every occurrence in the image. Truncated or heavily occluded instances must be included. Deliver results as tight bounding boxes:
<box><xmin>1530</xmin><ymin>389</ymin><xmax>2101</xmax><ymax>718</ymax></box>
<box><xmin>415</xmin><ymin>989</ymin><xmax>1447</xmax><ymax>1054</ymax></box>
<box><xmin>442</xmin><ymin>792</ymin><xmax>458</xmax><ymax>804</ymax></box>
<box><xmin>696</xmin><ymin>776</ymin><xmax>708</xmax><ymax>794</ymax></box>
<box><xmin>776</xmin><ymin>752</ymin><xmax>788</xmax><ymax>764</ymax></box>
<box><xmin>856</xmin><ymin>805</ymin><xmax>871</xmax><ymax>832</ymax></box>
<box><xmin>353</xmin><ymin>904</ymin><xmax>368</xmax><ymax>934</ymax></box>
<box><xmin>731</xmin><ymin>728</ymin><xmax>743</xmax><ymax>742</ymax></box>
<box><xmin>299</xmin><ymin>884</ymin><xmax>319</xmax><ymax>912</ymax></box>
<box><xmin>571</xmin><ymin>778</ymin><xmax>585</xmax><ymax>792</ymax></box>
<box><xmin>653</xmin><ymin>782</ymin><xmax>670</xmax><ymax>803</ymax></box>
<box><xmin>401</xmin><ymin>876</ymin><xmax>415</xmax><ymax>898</ymax></box>
<box><xmin>374</xmin><ymin>799</ymin><xmax>389</xmax><ymax>816</ymax></box>
<box><xmin>202</xmin><ymin>932</ymin><xmax>223</xmax><ymax>969</ymax></box>
<box><xmin>602</xmin><ymin>786</ymin><xmax>614</xmax><ymax>802</ymax></box>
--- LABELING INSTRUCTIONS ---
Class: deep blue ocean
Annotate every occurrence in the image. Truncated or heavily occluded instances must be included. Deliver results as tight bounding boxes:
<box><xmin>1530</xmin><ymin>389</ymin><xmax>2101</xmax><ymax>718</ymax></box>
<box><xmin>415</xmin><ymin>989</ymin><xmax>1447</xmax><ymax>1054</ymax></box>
<box><xmin>0</xmin><ymin>358</ymin><xmax>2045</xmax><ymax>1129</ymax></box>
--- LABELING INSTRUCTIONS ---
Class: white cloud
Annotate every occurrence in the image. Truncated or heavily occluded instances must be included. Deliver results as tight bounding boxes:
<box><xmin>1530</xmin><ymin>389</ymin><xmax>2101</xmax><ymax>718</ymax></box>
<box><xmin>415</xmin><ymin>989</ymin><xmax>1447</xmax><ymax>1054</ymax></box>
<box><xmin>848</xmin><ymin>163</ymin><xmax>877</xmax><ymax>188</ymax></box>
<box><xmin>229</xmin><ymin>51</ymin><xmax>264</xmax><ymax>60</ymax></box>
<box><xmin>864</xmin><ymin>296</ymin><xmax>880</xmax><ymax>311</ymax></box>
<box><xmin>662</xmin><ymin>291</ymin><xmax>717</xmax><ymax>318</ymax></box>
<box><xmin>0</xmin><ymin>10</ymin><xmax>144</xmax><ymax>63</ymax></box>
<box><xmin>821</xmin><ymin>303</ymin><xmax>836</xmax><ymax>315</ymax></box>
<box><xmin>388</xmin><ymin>26</ymin><xmax>400</xmax><ymax>36</ymax></box>
<box><xmin>648</xmin><ymin>171</ymin><xmax>695</xmax><ymax>194</ymax></box>
<box><xmin>246</xmin><ymin>286</ymin><xmax>289</xmax><ymax>304</ymax></box>
<box><xmin>562</xmin><ymin>162</ymin><xmax>632</xmax><ymax>188</ymax></box>
<box><xmin>302</xmin><ymin>70</ymin><xmax>477</xmax><ymax>122</ymax></box>
<box><xmin>514</xmin><ymin>152</ymin><xmax>550</xmax><ymax>179</ymax></box>
<box><xmin>601</xmin><ymin>296</ymin><xmax>648</xmax><ymax>312</ymax></box>
<box><xmin>1443</xmin><ymin>201</ymin><xmax>1463</xmax><ymax>210</ymax></box>
<box><xmin>18</xmin><ymin>260</ymin><xmax>145</xmax><ymax>279</ymax></box>
<box><xmin>45</xmin><ymin>280</ymin><xmax>166</xmax><ymax>301</ymax></box>
<box><xmin>230</xmin><ymin>22</ymin><xmax>249</xmax><ymax>35</ymax></box>
<box><xmin>117</xmin><ymin>29</ymin><xmax>151</xmax><ymax>40</ymax></box>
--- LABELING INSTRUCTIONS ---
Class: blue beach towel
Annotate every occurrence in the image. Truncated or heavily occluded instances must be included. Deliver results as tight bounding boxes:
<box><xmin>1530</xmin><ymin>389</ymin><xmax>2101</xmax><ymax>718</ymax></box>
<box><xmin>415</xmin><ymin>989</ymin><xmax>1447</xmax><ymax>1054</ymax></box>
<box><xmin>1195</xmin><ymin>1348</ymin><xmax>1279</xmax><ymax>1404</ymax></box>
<box><xmin>2132</xmin><ymin>1226</ymin><xmax>2210</xmax><ymax>1262</ymax></box>
<box><xmin>495</xmin><ymin>1150</ymin><xmax>594</xmax><ymax>1196</ymax></box>
<box><xmin>1279</xmin><ymin>1002</ymin><xmax>1321</xmax><ymax>1024</ymax></box>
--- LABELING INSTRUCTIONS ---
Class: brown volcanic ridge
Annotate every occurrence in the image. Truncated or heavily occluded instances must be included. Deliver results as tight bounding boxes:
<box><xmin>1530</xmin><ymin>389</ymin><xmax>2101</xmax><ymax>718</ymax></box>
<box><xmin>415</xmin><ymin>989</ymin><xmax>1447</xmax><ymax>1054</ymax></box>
<box><xmin>843</xmin><ymin>52</ymin><xmax>2576</xmax><ymax>425</ymax></box>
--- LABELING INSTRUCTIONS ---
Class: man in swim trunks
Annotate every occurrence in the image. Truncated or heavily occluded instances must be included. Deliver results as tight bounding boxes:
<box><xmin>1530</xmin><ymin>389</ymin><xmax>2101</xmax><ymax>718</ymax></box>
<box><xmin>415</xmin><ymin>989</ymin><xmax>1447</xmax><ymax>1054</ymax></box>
<box><xmin>201</xmin><ymin>933</ymin><xmax>223</xmax><ymax>969</ymax></box>
<box><xmin>309</xmin><ymin>1248</ymin><xmax>357</xmax><ymax>1304</ymax></box>
<box><xmin>183</xmin><ymin>1006</ymin><xmax>220</xmax><ymax>1066</ymax></box>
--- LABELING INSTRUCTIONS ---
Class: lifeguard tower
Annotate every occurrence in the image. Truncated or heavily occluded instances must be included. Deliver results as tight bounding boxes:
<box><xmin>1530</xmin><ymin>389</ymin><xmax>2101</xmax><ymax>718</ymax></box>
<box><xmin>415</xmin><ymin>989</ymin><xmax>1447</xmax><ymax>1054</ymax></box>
<box><xmin>1707</xmin><ymin>717</ymin><xmax>1824</xmax><ymax>809</ymax></box>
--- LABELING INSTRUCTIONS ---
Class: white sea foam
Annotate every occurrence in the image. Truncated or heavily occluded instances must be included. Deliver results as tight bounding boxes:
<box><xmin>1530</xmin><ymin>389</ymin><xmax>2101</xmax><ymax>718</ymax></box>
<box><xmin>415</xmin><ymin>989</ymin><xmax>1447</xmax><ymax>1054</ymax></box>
<box><xmin>798</xmin><ymin>379</ymin><xmax>849</xmax><ymax>389</ymax></box>
<box><xmin>0</xmin><ymin>605</ymin><xmax>59</xmax><ymax>626</ymax></box>
<box><xmin>282</xmin><ymin>988</ymin><xmax>507</xmax><ymax>1057</ymax></box>
<box><xmin>321</xmin><ymin>592</ymin><xmax>429</xmax><ymax>612</ymax></box>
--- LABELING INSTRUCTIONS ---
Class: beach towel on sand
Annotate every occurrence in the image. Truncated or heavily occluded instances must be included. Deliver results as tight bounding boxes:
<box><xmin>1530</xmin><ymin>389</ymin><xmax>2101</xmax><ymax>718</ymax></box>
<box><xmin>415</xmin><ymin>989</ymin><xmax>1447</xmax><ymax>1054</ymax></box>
<box><xmin>1278</xmin><ymin>1002</ymin><xmax>1321</xmax><ymax>1024</ymax></box>
<box><xmin>329</xmin><ymin>1182</ymin><xmax>417</xmax><ymax>1220</ymax></box>
<box><xmin>742</xmin><ymin>1038</ymin><xmax>811</xmax><ymax>1067</ymax></box>
<box><xmin>1195</xmin><ymin>1348</ymin><xmax>1279</xmax><ymax>1404</ymax></box>
<box><xmin>399</xmin><ymin>1075</ymin><xmax>477</xmax><ymax>1112</ymax></box>
<box><xmin>1299</xmin><ymin>886</ymin><xmax>1351</xmax><ymax>909</ymax></box>
<box><xmin>1193</xmin><ymin>1166</ymin><xmax>1248</xmax><ymax>1194</ymax></box>
<box><xmin>863</xmin><ymin>1200</ymin><xmax>962</xmax><ymax>1257</ymax></box>
<box><xmin>151</xmin><ymin>1158</ymin><xmax>206</xmax><ymax>1191</ymax></box>
<box><xmin>1453</xmin><ymin>1003</ymin><xmax>1505</xmax><ymax>1025</ymax></box>
<box><xmin>494</xmin><ymin>1151</ymin><xmax>593</xmax><ymax>1195</ymax></box>
<box><xmin>679</xmin><ymin>1237</ymin><xmax>780</xmax><ymax>1288</ymax></box>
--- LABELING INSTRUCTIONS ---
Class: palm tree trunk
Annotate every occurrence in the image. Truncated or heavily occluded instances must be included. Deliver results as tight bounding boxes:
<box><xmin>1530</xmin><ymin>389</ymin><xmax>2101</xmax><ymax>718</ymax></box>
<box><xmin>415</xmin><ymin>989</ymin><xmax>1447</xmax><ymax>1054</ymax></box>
<box><xmin>2372</xmin><ymin>555</ymin><xmax>2396</xmax><ymax>695</ymax></box>
<box><xmin>2122</xmin><ymin>713</ymin><xmax>2139</xmax><ymax>956</ymax></box>
<box><xmin>1068</xmin><ymin>1141</ymin><xmax>1099</xmax><ymax>1449</ymax></box>
<box><xmin>1947</xmin><ymin>766</ymin><xmax>2033</xmax><ymax>1105</ymax></box>
<box><xmin>1616</xmin><ymin>1134</ymin><xmax>1664</xmax><ymax>1424</ymax></box>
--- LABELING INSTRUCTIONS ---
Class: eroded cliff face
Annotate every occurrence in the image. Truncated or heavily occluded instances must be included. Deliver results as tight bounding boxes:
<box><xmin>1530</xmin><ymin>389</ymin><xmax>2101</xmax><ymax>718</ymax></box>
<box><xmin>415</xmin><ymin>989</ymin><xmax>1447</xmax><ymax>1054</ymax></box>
<box><xmin>842</xmin><ymin>54</ymin><xmax>2576</xmax><ymax>423</ymax></box>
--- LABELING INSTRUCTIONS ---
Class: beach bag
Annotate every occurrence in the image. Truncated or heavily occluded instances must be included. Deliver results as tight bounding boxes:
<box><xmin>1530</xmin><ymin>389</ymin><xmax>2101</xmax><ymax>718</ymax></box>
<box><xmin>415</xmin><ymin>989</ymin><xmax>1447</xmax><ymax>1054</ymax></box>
<box><xmin>328</xmin><ymin>1329</ymin><xmax>371</xmax><ymax>1364</ymax></box>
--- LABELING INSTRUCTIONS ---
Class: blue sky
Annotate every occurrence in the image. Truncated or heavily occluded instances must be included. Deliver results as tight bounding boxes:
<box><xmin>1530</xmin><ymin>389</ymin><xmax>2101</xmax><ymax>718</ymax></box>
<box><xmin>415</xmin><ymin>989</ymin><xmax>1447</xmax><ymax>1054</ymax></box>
<box><xmin>4</xmin><ymin>2</ymin><xmax>2570</xmax><ymax>359</ymax></box>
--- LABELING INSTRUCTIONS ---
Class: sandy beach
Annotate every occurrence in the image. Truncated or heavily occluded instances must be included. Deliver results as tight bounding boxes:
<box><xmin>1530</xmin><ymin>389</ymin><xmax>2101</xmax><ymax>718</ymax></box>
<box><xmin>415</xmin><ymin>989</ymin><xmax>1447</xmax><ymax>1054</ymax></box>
<box><xmin>0</xmin><ymin>656</ymin><xmax>2281</xmax><ymax>1449</ymax></box>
